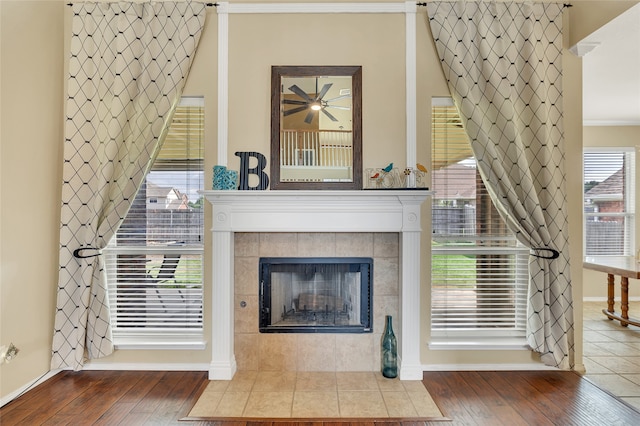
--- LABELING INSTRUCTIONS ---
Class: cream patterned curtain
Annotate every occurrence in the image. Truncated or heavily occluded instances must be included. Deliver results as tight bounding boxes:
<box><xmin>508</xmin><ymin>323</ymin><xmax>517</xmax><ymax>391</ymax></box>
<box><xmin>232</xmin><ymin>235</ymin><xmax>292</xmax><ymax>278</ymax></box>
<box><xmin>427</xmin><ymin>1</ymin><xmax>573</xmax><ymax>369</ymax></box>
<box><xmin>52</xmin><ymin>1</ymin><xmax>207</xmax><ymax>370</ymax></box>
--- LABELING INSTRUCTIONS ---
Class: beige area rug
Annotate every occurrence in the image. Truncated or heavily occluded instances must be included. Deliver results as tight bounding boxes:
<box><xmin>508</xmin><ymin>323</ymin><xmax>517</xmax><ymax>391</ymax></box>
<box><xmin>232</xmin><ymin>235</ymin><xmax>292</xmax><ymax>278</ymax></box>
<box><xmin>184</xmin><ymin>371</ymin><xmax>447</xmax><ymax>422</ymax></box>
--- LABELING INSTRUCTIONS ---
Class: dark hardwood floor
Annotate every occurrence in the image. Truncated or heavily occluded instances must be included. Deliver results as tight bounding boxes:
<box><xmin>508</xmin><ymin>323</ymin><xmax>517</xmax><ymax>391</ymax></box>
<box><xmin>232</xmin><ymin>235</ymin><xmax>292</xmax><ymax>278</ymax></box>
<box><xmin>1</xmin><ymin>370</ymin><xmax>639</xmax><ymax>425</ymax></box>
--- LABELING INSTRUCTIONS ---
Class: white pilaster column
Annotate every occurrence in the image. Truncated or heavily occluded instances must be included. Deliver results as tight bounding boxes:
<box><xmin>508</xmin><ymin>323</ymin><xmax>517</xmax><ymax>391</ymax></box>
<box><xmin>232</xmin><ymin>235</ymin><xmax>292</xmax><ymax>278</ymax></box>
<box><xmin>209</xmin><ymin>204</ymin><xmax>237</xmax><ymax>379</ymax></box>
<box><xmin>399</xmin><ymin>196</ymin><xmax>424</xmax><ymax>380</ymax></box>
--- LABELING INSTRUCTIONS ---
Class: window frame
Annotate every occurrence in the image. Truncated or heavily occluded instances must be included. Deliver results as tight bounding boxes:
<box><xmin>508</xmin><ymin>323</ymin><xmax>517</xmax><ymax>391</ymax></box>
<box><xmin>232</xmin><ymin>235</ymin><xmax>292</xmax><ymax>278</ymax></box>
<box><xmin>104</xmin><ymin>97</ymin><xmax>206</xmax><ymax>350</ymax></box>
<box><xmin>583</xmin><ymin>147</ymin><xmax>636</xmax><ymax>257</ymax></box>
<box><xmin>430</xmin><ymin>97</ymin><xmax>529</xmax><ymax>349</ymax></box>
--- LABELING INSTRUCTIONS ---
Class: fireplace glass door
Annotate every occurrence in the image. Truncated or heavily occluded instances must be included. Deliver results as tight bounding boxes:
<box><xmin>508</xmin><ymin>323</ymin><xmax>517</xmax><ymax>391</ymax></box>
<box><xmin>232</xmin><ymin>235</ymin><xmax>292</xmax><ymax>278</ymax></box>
<box><xmin>259</xmin><ymin>257</ymin><xmax>373</xmax><ymax>333</ymax></box>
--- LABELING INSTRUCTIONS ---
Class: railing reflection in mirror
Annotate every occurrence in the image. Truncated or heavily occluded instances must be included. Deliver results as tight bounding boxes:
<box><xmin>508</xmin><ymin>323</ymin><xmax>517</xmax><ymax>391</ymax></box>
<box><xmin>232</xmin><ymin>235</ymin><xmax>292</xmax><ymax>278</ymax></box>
<box><xmin>280</xmin><ymin>129</ymin><xmax>353</xmax><ymax>182</ymax></box>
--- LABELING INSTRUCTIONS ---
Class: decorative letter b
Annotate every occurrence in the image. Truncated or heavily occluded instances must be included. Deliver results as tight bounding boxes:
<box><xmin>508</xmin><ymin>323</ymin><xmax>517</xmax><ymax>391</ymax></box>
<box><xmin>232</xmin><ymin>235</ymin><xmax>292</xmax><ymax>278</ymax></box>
<box><xmin>235</xmin><ymin>151</ymin><xmax>269</xmax><ymax>190</ymax></box>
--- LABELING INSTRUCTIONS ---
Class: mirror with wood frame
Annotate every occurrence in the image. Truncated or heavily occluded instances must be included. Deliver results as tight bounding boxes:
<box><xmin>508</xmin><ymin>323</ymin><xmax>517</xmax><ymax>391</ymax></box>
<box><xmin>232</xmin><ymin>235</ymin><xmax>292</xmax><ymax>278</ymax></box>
<box><xmin>270</xmin><ymin>66</ymin><xmax>362</xmax><ymax>190</ymax></box>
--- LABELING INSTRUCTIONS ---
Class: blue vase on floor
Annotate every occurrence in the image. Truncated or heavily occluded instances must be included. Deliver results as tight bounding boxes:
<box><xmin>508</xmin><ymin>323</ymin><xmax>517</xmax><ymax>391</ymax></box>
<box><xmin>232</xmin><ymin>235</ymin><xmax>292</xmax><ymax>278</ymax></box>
<box><xmin>381</xmin><ymin>315</ymin><xmax>398</xmax><ymax>378</ymax></box>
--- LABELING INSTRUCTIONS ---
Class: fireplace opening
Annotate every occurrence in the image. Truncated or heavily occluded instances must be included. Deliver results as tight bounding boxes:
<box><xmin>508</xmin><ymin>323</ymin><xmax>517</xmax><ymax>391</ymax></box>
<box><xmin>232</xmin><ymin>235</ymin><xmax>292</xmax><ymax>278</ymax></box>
<box><xmin>259</xmin><ymin>257</ymin><xmax>373</xmax><ymax>333</ymax></box>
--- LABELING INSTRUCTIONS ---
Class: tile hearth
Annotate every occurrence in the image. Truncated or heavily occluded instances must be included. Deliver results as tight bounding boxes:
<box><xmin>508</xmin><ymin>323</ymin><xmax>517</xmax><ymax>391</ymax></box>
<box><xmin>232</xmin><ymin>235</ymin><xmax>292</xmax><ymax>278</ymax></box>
<box><xmin>188</xmin><ymin>371</ymin><xmax>442</xmax><ymax>419</ymax></box>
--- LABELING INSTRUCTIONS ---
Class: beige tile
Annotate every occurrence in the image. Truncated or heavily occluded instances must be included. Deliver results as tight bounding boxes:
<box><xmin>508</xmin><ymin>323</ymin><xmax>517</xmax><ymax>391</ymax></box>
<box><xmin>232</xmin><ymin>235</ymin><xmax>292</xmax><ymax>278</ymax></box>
<box><xmin>295</xmin><ymin>371</ymin><xmax>337</xmax><ymax>391</ymax></box>
<box><xmin>585</xmin><ymin>374</ymin><xmax>640</xmax><ymax>397</ymax></box>
<box><xmin>214</xmin><ymin>391</ymin><xmax>250</xmax><ymax>417</ymax></box>
<box><xmin>381</xmin><ymin>391</ymin><xmax>418</xmax><ymax>417</ymax></box>
<box><xmin>235</xmin><ymin>294</ymin><xmax>258</xmax><ymax>333</ymax></box>
<box><xmin>259</xmin><ymin>233</ymin><xmax>298</xmax><ymax>257</ymax></box>
<box><xmin>592</xmin><ymin>342</ymin><xmax>640</xmax><ymax>357</ymax></box>
<box><xmin>588</xmin><ymin>356</ymin><xmax>640</xmax><ymax>374</ymax></box>
<box><xmin>188</xmin><ymin>390</ymin><xmax>225</xmax><ymax>417</ymax></box>
<box><xmin>374</xmin><ymin>296</ymin><xmax>399</xmax><ymax>335</ymax></box>
<box><xmin>235</xmin><ymin>233</ymin><xmax>259</xmax><ymax>257</ymax></box>
<box><xmin>335</xmin><ymin>233</ymin><xmax>374</xmax><ymax>257</ymax></box>
<box><xmin>234</xmin><ymin>256</ymin><xmax>258</xmax><ymax>296</ymax></box>
<box><xmin>583</xmin><ymin>357</ymin><xmax>614</xmax><ymax>374</ymax></box>
<box><xmin>621</xmin><ymin>396</ymin><xmax>640</xmax><ymax>411</ymax></box>
<box><xmin>258</xmin><ymin>333</ymin><xmax>298</xmax><ymax>371</ymax></box>
<box><xmin>297</xmin><ymin>334</ymin><xmax>336</xmax><ymax>372</ymax></box>
<box><xmin>373</xmin><ymin>233</ymin><xmax>399</xmax><ymax>257</ymax></box>
<box><xmin>253</xmin><ymin>371</ymin><xmax>297</xmax><ymax>392</ymax></box>
<box><xmin>374</xmin><ymin>257</ymin><xmax>399</xmax><ymax>296</ymax></box>
<box><xmin>407</xmin><ymin>389</ymin><xmax>442</xmax><ymax>417</ymax></box>
<box><xmin>338</xmin><ymin>390</ymin><xmax>388</xmax><ymax>417</ymax></box>
<box><xmin>234</xmin><ymin>333</ymin><xmax>259</xmax><ymax>371</ymax></box>
<box><xmin>297</xmin><ymin>233</ymin><xmax>336</xmax><ymax>257</ymax></box>
<box><xmin>292</xmin><ymin>391</ymin><xmax>340</xmax><ymax>418</ymax></box>
<box><xmin>375</xmin><ymin>373</ymin><xmax>405</xmax><ymax>391</ymax></box>
<box><xmin>335</xmin><ymin>334</ymin><xmax>375</xmax><ymax>371</ymax></box>
<box><xmin>243</xmin><ymin>391</ymin><xmax>294</xmax><ymax>417</ymax></box>
<box><xmin>336</xmin><ymin>372</ymin><xmax>379</xmax><ymax>391</ymax></box>
<box><xmin>226</xmin><ymin>371</ymin><xmax>258</xmax><ymax>392</ymax></box>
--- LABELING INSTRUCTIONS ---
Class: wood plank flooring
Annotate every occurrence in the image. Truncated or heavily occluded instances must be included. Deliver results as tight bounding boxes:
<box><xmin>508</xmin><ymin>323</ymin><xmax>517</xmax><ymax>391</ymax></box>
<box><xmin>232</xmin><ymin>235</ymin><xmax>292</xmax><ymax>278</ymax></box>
<box><xmin>1</xmin><ymin>369</ymin><xmax>639</xmax><ymax>425</ymax></box>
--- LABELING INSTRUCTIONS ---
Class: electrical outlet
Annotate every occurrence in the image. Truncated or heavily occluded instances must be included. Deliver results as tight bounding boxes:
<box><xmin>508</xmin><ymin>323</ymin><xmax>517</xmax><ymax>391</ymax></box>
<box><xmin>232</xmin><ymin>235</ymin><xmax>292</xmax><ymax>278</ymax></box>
<box><xmin>0</xmin><ymin>343</ymin><xmax>19</xmax><ymax>364</ymax></box>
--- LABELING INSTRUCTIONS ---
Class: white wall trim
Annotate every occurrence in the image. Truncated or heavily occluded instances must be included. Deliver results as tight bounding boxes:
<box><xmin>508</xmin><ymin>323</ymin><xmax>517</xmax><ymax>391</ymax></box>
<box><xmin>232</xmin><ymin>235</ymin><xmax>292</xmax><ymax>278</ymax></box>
<box><xmin>81</xmin><ymin>362</ymin><xmax>210</xmax><ymax>371</ymax></box>
<box><xmin>215</xmin><ymin>1</ymin><xmax>419</xmax><ymax>171</ymax></box>
<box><xmin>422</xmin><ymin>363</ymin><xmax>561</xmax><ymax>371</ymax></box>
<box><xmin>226</xmin><ymin>2</ymin><xmax>407</xmax><ymax>14</ymax></box>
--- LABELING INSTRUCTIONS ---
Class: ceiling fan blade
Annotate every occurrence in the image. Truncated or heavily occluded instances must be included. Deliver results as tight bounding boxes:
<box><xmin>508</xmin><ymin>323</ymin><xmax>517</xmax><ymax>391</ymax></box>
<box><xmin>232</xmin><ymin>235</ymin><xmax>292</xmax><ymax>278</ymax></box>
<box><xmin>316</xmin><ymin>83</ymin><xmax>333</xmax><ymax>101</ymax></box>
<box><xmin>283</xmin><ymin>105</ymin><xmax>309</xmax><ymax>116</ymax></box>
<box><xmin>304</xmin><ymin>110</ymin><xmax>315</xmax><ymax>124</ymax></box>
<box><xmin>282</xmin><ymin>99</ymin><xmax>309</xmax><ymax>105</ymax></box>
<box><xmin>325</xmin><ymin>105</ymin><xmax>350</xmax><ymax>110</ymax></box>
<box><xmin>324</xmin><ymin>94</ymin><xmax>350</xmax><ymax>103</ymax></box>
<box><xmin>288</xmin><ymin>85</ymin><xmax>314</xmax><ymax>102</ymax></box>
<box><xmin>321</xmin><ymin>108</ymin><xmax>338</xmax><ymax>122</ymax></box>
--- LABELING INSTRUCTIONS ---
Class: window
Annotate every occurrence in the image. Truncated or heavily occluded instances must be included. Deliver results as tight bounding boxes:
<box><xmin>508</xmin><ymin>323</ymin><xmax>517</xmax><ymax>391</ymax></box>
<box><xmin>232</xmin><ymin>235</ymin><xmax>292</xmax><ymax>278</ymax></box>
<box><xmin>105</xmin><ymin>97</ymin><xmax>205</xmax><ymax>348</ymax></box>
<box><xmin>430</xmin><ymin>98</ymin><xmax>529</xmax><ymax>346</ymax></box>
<box><xmin>583</xmin><ymin>149</ymin><xmax>636</xmax><ymax>256</ymax></box>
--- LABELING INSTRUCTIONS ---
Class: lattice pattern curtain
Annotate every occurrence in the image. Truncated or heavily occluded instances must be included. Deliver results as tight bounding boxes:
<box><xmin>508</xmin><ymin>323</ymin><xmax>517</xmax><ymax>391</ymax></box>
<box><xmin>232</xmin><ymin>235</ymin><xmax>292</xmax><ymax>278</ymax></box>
<box><xmin>427</xmin><ymin>1</ymin><xmax>573</xmax><ymax>369</ymax></box>
<box><xmin>52</xmin><ymin>1</ymin><xmax>207</xmax><ymax>370</ymax></box>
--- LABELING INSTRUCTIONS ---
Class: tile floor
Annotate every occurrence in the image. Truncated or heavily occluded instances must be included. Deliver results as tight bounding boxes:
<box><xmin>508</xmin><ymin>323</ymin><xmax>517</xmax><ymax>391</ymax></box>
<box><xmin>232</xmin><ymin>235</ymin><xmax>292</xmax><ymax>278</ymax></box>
<box><xmin>187</xmin><ymin>371</ymin><xmax>442</xmax><ymax>419</ymax></box>
<box><xmin>583</xmin><ymin>301</ymin><xmax>640</xmax><ymax>410</ymax></box>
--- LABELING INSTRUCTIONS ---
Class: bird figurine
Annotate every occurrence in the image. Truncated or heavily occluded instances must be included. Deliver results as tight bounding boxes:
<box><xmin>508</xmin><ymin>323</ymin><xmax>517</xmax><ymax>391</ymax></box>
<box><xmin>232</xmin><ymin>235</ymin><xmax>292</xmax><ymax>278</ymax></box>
<box><xmin>416</xmin><ymin>163</ymin><xmax>428</xmax><ymax>173</ymax></box>
<box><xmin>370</xmin><ymin>172</ymin><xmax>380</xmax><ymax>179</ymax></box>
<box><xmin>381</xmin><ymin>162</ymin><xmax>393</xmax><ymax>173</ymax></box>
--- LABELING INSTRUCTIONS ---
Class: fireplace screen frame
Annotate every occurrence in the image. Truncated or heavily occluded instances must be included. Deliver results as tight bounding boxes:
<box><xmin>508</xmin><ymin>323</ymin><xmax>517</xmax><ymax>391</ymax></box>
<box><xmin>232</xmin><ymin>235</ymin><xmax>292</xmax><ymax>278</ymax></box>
<box><xmin>259</xmin><ymin>257</ymin><xmax>373</xmax><ymax>333</ymax></box>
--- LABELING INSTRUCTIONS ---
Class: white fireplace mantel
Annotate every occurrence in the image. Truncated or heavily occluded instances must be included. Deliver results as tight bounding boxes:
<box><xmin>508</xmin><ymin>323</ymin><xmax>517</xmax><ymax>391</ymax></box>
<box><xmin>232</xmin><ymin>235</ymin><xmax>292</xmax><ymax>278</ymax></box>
<box><xmin>201</xmin><ymin>189</ymin><xmax>432</xmax><ymax>380</ymax></box>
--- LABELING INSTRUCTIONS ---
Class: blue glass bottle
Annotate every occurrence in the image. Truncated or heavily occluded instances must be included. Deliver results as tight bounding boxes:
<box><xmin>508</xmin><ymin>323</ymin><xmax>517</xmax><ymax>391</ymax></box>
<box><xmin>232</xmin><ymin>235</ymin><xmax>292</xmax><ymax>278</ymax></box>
<box><xmin>381</xmin><ymin>315</ymin><xmax>398</xmax><ymax>378</ymax></box>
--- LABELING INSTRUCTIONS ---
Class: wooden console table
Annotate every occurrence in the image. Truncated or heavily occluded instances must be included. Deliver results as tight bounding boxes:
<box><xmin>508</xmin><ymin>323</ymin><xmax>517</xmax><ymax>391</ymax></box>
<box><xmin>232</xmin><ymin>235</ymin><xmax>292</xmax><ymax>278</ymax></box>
<box><xmin>584</xmin><ymin>256</ymin><xmax>640</xmax><ymax>327</ymax></box>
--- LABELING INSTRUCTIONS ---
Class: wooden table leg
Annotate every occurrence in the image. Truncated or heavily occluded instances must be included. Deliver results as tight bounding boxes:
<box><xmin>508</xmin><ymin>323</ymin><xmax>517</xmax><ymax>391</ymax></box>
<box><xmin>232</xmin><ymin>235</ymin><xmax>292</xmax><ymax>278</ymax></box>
<box><xmin>606</xmin><ymin>273</ymin><xmax>615</xmax><ymax>317</ymax></box>
<box><xmin>621</xmin><ymin>276</ymin><xmax>630</xmax><ymax>327</ymax></box>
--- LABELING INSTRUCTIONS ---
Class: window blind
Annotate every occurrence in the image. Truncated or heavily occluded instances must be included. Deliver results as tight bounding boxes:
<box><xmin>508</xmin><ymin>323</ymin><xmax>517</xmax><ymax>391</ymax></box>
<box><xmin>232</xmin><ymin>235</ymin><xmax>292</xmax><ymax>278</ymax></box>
<box><xmin>105</xmin><ymin>98</ymin><xmax>205</xmax><ymax>344</ymax></box>
<box><xmin>431</xmin><ymin>99</ymin><xmax>528</xmax><ymax>339</ymax></box>
<box><xmin>583</xmin><ymin>149</ymin><xmax>636</xmax><ymax>256</ymax></box>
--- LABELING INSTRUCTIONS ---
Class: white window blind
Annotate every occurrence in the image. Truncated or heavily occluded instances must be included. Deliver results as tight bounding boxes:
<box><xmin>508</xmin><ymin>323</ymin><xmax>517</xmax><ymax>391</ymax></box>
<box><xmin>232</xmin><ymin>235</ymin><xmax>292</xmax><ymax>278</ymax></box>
<box><xmin>105</xmin><ymin>97</ymin><xmax>205</xmax><ymax>347</ymax></box>
<box><xmin>431</xmin><ymin>98</ymin><xmax>528</xmax><ymax>342</ymax></box>
<box><xmin>584</xmin><ymin>149</ymin><xmax>636</xmax><ymax>256</ymax></box>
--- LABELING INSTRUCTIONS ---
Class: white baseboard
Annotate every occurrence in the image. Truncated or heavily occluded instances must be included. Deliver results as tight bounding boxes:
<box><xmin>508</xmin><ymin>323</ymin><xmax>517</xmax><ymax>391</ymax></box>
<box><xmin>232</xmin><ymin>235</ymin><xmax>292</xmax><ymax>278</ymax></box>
<box><xmin>82</xmin><ymin>362</ymin><xmax>210</xmax><ymax>371</ymax></box>
<box><xmin>422</xmin><ymin>363</ymin><xmax>560</xmax><ymax>371</ymax></box>
<box><xmin>0</xmin><ymin>369</ymin><xmax>62</xmax><ymax>408</ymax></box>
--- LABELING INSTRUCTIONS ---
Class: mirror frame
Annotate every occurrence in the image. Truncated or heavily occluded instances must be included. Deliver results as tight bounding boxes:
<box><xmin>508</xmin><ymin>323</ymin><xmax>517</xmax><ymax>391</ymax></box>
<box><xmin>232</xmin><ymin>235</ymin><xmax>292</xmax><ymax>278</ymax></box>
<box><xmin>270</xmin><ymin>65</ymin><xmax>362</xmax><ymax>190</ymax></box>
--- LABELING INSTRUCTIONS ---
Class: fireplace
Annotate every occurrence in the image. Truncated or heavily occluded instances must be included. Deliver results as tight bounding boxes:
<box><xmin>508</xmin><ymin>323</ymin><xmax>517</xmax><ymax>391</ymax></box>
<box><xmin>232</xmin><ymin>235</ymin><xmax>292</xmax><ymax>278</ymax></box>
<box><xmin>201</xmin><ymin>190</ymin><xmax>431</xmax><ymax>380</ymax></box>
<box><xmin>259</xmin><ymin>257</ymin><xmax>373</xmax><ymax>333</ymax></box>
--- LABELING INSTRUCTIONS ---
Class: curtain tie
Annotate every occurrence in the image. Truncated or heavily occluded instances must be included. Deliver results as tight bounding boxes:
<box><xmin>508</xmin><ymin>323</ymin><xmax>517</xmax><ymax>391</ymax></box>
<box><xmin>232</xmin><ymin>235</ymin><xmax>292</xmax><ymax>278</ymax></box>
<box><xmin>531</xmin><ymin>247</ymin><xmax>560</xmax><ymax>260</ymax></box>
<box><xmin>73</xmin><ymin>247</ymin><xmax>102</xmax><ymax>259</ymax></box>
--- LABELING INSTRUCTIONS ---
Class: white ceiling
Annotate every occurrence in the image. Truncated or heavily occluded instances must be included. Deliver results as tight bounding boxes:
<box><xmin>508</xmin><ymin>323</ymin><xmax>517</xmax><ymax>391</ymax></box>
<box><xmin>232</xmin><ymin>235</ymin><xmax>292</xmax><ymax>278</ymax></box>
<box><xmin>580</xmin><ymin>3</ymin><xmax>640</xmax><ymax>126</ymax></box>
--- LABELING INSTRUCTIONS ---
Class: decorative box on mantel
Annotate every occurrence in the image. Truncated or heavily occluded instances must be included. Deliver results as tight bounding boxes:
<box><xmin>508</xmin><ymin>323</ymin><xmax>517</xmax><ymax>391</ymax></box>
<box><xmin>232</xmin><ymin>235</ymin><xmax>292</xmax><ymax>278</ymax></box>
<box><xmin>200</xmin><ymin>189</ymin><xmax>432</xmax><ymax>380</ymax></box>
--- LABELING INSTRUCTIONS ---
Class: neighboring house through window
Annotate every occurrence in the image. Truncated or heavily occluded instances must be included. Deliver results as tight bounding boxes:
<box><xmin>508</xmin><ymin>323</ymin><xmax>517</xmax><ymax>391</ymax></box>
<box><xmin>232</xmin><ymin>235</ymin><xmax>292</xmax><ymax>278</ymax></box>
<box><xmin>104</xmin><ymin>97</ymin><xmax>205</xmax><ymax>348</ymax></box>
<box><xmin>584</xmin><ymin>148</ymin><xmax>636</xmax><ymax>256</ymax></box>
<box><xmin>430</xmin><ymin>98</ymin><xmax>529</xmax><ymax>347</ymax></box>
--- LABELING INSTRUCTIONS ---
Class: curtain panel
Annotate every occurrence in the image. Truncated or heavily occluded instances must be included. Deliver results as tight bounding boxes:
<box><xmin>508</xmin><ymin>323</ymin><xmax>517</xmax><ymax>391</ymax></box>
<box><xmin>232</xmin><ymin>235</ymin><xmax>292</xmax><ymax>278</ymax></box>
<box><xmin>427</xmin><ymin>1</ymin><xmax>573</xmax><ymax>369</ymax></box>
<box><xmin>52</xmin><ymin>1</ymin><xmax>207</xmax><ymax>370</ymax></box>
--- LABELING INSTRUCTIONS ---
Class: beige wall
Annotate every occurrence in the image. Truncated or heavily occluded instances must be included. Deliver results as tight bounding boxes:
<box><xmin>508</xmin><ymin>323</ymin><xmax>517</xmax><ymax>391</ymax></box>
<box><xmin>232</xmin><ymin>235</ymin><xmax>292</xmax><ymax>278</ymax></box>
<box><xmin>583</xmin><ymin>126</ymin><xmax>640</xmax><ymax>299</ymax></box>
<box><xmin>1</xmin><ymin>0</ymin><xmax>636</xmax><ymax>401</ymax></box>
<box><xmin>1</xmin><ymin>0</ymin><xmax>65</xmax><ymax>401</ymax></box>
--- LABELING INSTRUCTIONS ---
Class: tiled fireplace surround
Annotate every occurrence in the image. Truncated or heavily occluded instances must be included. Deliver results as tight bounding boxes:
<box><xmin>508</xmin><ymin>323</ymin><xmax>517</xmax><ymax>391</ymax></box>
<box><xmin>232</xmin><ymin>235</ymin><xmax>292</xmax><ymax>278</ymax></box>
<box><xmin>202</xmin><ymin>190</ymin><xmax>431</xmax><ymax>381</ymax></box>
